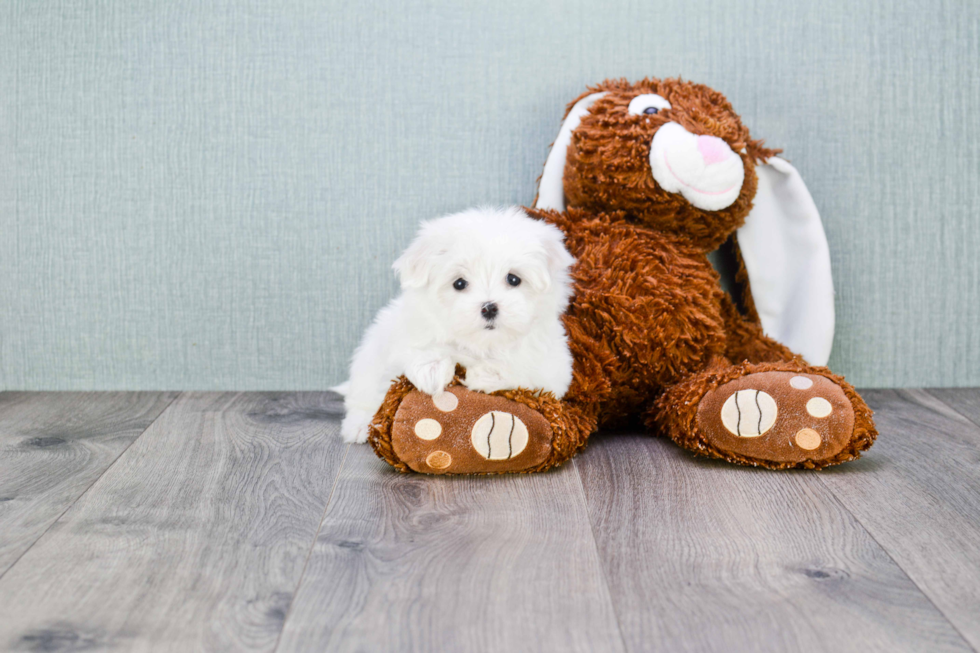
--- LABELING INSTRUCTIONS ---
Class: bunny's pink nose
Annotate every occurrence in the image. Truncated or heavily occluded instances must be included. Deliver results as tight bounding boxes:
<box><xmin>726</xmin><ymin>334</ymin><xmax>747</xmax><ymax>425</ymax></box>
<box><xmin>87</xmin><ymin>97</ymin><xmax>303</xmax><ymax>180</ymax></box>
<box><xmin>697</xmin><ymin>135</ymin><xmax>731</xmax><ymax>166</ymax></box>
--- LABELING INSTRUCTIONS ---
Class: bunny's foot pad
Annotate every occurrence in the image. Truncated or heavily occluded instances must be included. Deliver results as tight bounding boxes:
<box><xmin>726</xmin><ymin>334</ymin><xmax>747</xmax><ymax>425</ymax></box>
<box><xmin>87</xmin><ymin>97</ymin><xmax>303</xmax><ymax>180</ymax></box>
<box><xmin>389</xmin><ymin>386</ymin><xmax>554</xmax><ymax>474</ymax></box>
<box><xmin>697</xmin><ymin>372</ymin><xmax>855</xmax><ymax>466</ymax></box>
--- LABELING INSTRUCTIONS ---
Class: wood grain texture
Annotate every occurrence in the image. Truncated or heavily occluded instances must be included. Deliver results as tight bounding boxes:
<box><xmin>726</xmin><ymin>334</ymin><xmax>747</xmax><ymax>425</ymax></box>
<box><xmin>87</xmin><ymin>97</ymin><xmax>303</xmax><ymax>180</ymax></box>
<box><xmin>928</xmin><ymin>387</ymin><xmax>980</xmax><ymax>428</ymax></box>
<box><xmin>576</xmin><ymin>433</ymin><xmax>972</xmax><ymax>653</ymax></box>
<box><xmin>0</xmin><ymin>391</ymin><xmax>178</xmax><ymax>575</ymax></box>
<box><xmin>3</xmin><ymin>390</ymin><xmax>980</xmax><ymax>652</ymax></box>
<box><xmin>276</xmin><ymin>445</ymin><xmax>625</xmax><ymax>653</ymax></box>
<box><xmin>819</xmin><ymin>389</ymin><xmax>980</xmax><ymax>650</ymax></box>
<box><xmin>0</xmin><ymin>392</ymin><xmax>348</xmax><ymax>653</ymax></box>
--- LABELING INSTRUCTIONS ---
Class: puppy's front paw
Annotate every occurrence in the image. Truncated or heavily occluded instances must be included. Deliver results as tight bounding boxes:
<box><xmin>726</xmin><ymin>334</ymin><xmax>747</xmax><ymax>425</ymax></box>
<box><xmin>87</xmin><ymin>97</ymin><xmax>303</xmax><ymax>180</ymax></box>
<box><xmin>340</xmin><ymin>411</ymin><xmax>372</xmax><ymax>444</ymax></box>
<box><xmin>407</xmin><ymin>358</ymin><xmax>455</xmax><ymax>396</ymax></box>
<box><xmin>463</xmin><ymin>365</ymin><xmax>508</xmax><ymax>394</ymax></box>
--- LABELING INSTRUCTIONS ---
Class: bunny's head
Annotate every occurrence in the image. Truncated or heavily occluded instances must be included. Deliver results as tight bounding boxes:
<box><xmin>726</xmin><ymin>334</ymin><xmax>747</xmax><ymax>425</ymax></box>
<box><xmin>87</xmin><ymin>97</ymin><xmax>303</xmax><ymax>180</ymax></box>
<box><xmin>536</xmin><ymin>78</ymin><xmax>838</xmax><ymax>366</ymax></box>
<box><xmin>538</xmin><ymin>78</ymin><xmax>779</xmax><ymax>251</ymax></box>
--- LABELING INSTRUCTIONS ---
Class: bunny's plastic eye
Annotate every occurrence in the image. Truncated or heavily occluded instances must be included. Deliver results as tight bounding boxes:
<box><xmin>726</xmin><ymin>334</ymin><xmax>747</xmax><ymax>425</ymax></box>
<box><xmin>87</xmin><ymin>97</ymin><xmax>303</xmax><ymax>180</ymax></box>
<box><xmin>453</xmin><ymin>278</ymin><xmax>468</xmax><ymax>291</ymax></box>
<box><xmin>507</xmin><ymin>273</ymin><xmax>521</xmax><ymax>287</ymax></box>
<box><xmin>628</xmin><ymin>94</ymin><xmax>672</xmax><ymax>116</ymax></box>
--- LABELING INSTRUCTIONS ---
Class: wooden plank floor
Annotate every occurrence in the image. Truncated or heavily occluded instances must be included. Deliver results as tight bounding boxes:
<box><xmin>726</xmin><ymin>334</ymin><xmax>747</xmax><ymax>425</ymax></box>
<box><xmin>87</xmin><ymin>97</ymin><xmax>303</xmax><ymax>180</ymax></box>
<box><xmin>0</xmin><ymin>390</ymin><xmax>978</xmax><ymax>653</ymax></box>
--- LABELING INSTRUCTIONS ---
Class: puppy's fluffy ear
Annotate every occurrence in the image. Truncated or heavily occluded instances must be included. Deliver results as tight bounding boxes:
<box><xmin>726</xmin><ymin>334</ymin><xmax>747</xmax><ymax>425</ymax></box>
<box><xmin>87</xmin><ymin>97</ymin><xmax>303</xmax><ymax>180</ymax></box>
<box><xmin>540</xmin><ymin>222</ymin><xmax>575</xmax><ymax>275</ymax></box>
<box><xmin>524</xmin><ymin>221</ymin><xmax>575</xmax><ymax>292</ymax></box>
<box><xmin>392</xmin><ymin>222</ymin><xmax>443</xmax><ymax>289</ymax></box>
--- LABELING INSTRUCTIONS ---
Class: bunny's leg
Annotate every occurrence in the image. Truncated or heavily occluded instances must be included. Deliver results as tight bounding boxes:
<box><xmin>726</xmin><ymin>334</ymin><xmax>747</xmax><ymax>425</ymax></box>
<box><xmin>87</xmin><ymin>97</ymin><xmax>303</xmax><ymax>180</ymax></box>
<box><xmin>718</xmin><ymin>295</ymin><xmax>801</xmax><ymax>364</ymax></box>
<box><xmin>649</xmin><ymin>293</ymin><xmax>878</xmax><ymax>469</ymax></box>
<box><xmin>651</xmin><ymin>359</ymin><xmax>877</xmax><ymax>469</ymax></box>
<box><xmin>367</xmin><ymin>372</ymin><xmax>599</xmax><ymax>475</ymax></box>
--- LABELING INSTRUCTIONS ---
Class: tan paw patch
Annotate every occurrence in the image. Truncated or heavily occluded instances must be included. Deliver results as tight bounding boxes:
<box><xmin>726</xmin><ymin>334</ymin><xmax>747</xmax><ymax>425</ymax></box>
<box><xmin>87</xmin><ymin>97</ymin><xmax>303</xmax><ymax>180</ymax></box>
<box><xmin>432</xmin><ymin>392</ymin><xmax>458</xmax><ymax>412</ymax></box>
<box><xmin>414</xmin><ymin>418</ymin><xmax>442</xmax><ymax>440</ymax></box>
<box><xmin>806</xmin><ymin>397</ymin><xmax>833</xmax><ymax>418</ymax></box>
<box><xmin>720</xmin><ymin>389</ymin><xmax>778</xmax><ymax>437</ymax></box>
<box><xmin>425</xmin><ymin>450</ymin><xmax>452</xmax><ymax>469</ymax></box>
<box><xmin>790</xmin><ymin>375</ymin><xmax>813</xmax><ymax>390</ymax></box>
<box><xmin>471</xmin><ymin>411</ymin><xmax>529</xmax><ymax>460</ymax></box>
<box><xmin>795</xmin><ymin>428</ymin><xmax>822</xmax><ymax>450</ymax></box>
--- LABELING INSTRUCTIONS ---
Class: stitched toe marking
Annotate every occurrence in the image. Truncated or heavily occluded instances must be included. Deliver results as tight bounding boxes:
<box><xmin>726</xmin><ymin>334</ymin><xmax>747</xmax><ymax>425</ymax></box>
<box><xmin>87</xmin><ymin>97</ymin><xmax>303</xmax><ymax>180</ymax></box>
<box><xmin>471</xmin><ymin>411</ymin><xmax>529</xmax><ymax>460</ymax></box>
<box><xmin>796</xmin><ymin>428</ymin><xmax>822</xmax><ymax>450</ymax></box>
<box><xmin>414</xmin><ymin>418</ymin><xmax>442</xmax><ymax>440</ymax></box>
<box><xmin>426</xmin><ymin>450</ymin><xmax>452</xmax><ymax>469</ymax></box>
<box><xmin>806</xmin><ymin>397</ymin><xmax>833</xmax><ymax>418</ymax></box>
<box><xmin>790</xmin><ymin>376</ymin><xmax>813</xmax><ymax>390</ymax></box>
<box><xmin>720</xmin><ymin>390</ymin><xmax>778</xmax><ymax>437</ymax></box>
<box><xmin>432</xmin><ymin>392</ymin><xmax>458</xmax><ymax>412</ymax></box>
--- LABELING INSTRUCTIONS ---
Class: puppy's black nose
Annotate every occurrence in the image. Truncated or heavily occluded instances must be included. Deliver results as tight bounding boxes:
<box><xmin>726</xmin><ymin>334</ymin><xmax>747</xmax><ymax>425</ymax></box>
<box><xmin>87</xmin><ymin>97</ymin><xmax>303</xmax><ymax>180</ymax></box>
<box><xmin>481</xmin><ymin>302</ymin><xmax>498</xmax><ymax>321</ymax></box>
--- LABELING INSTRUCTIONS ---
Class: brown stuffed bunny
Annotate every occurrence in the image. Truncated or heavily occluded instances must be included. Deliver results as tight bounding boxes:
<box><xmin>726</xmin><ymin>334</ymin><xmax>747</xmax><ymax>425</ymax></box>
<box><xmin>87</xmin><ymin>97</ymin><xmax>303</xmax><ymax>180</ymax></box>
<box><xmin>368</xmin><ymin>78</ymin><xmax>877</xmax><ymax>474</ymax></box>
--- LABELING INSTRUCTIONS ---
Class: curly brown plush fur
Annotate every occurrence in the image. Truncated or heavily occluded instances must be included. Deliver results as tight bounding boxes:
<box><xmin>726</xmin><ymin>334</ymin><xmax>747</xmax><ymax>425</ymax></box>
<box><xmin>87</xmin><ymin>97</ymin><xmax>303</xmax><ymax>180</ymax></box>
<box><xmin>561</xmin><ymin>78</ymin><xmax>781</xmax><ymax>252</ymax></box>
<box><xmin>369</xmin><ymin>78</ymin><xmax>877</xmax><ymax>473</ymax></box>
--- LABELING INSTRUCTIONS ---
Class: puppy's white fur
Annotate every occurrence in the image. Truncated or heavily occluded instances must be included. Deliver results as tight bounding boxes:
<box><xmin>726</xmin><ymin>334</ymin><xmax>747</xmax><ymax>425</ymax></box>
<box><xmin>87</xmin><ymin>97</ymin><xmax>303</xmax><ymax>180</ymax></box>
<box><xmin>336</xmin><ymin>206</ymin><xmax>575</xmax><ymax>443</ymax></box>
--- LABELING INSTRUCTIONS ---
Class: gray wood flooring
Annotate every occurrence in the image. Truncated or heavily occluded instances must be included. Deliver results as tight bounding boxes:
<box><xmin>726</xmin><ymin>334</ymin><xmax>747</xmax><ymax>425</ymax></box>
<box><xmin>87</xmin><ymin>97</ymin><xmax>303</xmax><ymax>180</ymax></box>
<box><xmin>0</xmin><ymin>389</ymin><xmax>978</xmax><ymax>653</ymax></box>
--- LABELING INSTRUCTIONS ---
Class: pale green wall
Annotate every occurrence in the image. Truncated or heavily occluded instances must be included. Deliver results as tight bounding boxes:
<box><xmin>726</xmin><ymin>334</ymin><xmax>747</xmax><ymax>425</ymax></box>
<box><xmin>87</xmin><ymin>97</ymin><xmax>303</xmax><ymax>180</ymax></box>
<box><xmin>1</xmin><ymin>0</ymin><xmax>977</xmax><ymax>390</ymax></box>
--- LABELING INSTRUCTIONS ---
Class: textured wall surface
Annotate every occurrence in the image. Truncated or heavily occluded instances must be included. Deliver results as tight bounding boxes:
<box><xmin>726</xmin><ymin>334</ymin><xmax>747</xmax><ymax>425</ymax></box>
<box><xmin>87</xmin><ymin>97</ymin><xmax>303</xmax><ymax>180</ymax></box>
<box><xmin>1</xmin><ymin>0</ymin><xmax>978</xmax><ymax>390</ymax></box>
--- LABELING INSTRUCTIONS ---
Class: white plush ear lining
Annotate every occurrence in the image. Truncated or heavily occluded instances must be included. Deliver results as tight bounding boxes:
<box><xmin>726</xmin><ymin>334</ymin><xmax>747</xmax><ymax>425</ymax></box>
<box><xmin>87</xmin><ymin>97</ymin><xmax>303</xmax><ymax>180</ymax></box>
<box><xmin>535</xmin><ymin>92</ymin><xmax>607</xmax><ymax>211</ymax></box>
<box><xmin>737</xmin><ymin>157</ymin><xmax>835</xmax><ymax>365</ymax></box>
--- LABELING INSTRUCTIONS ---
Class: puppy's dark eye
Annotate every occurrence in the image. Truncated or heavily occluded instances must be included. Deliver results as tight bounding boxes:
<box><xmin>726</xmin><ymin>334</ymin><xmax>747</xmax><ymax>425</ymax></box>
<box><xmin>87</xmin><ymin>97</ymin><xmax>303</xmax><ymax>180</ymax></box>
<box><xmin>643</xmin><ymin>107</ymin><xmax>659</xmax><ymax>115</ymax></box>
<box><xmin>453</xmin><ymin>278</ymin><xmax>468</xmax><ymax>291</ymax></box>
<box><xmin>506</xmin><ymin>274</ymin><xmax>521</xmax><ymax>287</ymax></box>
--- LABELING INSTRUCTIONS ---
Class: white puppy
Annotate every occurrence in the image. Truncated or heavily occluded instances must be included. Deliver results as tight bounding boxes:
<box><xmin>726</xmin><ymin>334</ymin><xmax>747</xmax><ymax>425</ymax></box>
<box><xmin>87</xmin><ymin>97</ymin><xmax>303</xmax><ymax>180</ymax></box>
<box><xmin>336</xmin><ymin>206</ymin><xmax>575</xmax><ymax>443</ymax></box>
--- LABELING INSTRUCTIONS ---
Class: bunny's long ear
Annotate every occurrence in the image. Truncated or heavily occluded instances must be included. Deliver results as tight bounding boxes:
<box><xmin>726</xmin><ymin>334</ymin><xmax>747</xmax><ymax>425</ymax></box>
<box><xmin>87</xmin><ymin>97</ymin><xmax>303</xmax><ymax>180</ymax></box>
<box><xmin>737</xmin><ymin>157</ymin><xmax>835</xmax><ymax>365</ymax></box>
<box><xmin>535</xmin><ymin>92</ymin><xmax>606</xmax><ymax>211</ymax></box>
